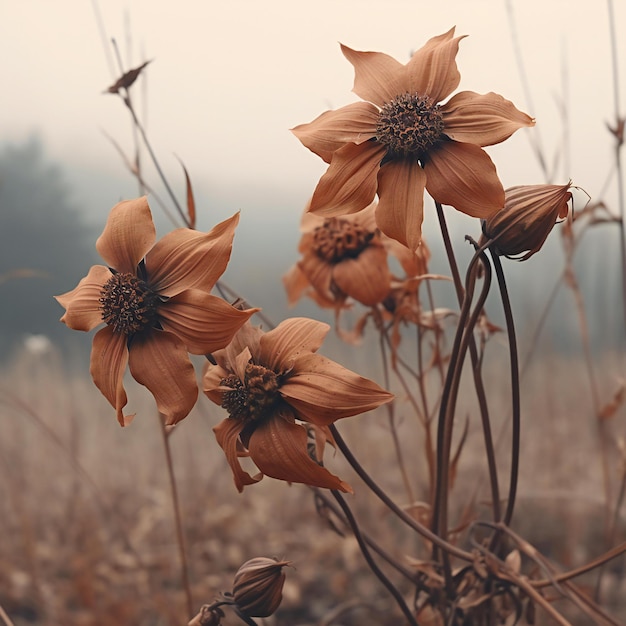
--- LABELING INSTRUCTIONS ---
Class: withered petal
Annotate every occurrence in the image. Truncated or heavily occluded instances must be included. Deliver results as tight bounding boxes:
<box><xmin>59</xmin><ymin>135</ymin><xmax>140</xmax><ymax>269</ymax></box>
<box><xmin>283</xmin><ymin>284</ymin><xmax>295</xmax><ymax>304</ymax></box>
<box><xmin>249</xmin><ymin>414</ymin><xmax>352</xmax><ymax>492</ymax></box>
<box><xmin>146</xmin><ymin>212</ymin><xmax>239</xmax><ymax>296</ymax></box>
<box><xmin>96</xmin><ymin>197</ymin><xmax>156</xmax><ymax>274</ymax></box>
<box><xmin>202</xmin><ymin>362</ymin><xmax>231</xmax><ymax>405</ymax></box>
<box><xmin>282</xmin><ymin>263</ymin><xmax>311</xmax><ymax>307</ymax></box>
<box><xmin>443</xmin><ymin>91</ymin><xmax>535</xmax><ymax>146</ymax></box>
<box><xmin>128</xmin><ymin>330</ymin><xmax>198</xmax><ymax>426</ymax></box>
<box><xmin>56</xmin><ymin>265</ymin><xmax>111</xmax><ymax>331</ymax></box>
<box><xmin>375</xmin><ymin>160</ymin><xmax>426</xmax><ymax>251</ymax></box>
<box><xmin>424</xmin><ymin>141</ymin><xmax>504</xmax><ymax>218</ymax></box>
<box><xmin>296</xmin><ymin>254</ymin><xmax>335</xmax><ymax>304</ymax></box>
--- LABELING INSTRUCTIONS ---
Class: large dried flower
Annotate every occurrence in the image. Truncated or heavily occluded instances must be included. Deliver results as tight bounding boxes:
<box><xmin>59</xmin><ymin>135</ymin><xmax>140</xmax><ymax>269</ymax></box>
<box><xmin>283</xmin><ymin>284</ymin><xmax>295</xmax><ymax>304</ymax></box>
<box><xmin>56</xmin><ymin>197</ymin><xmax>256</xmax><ymax>426</ymax></box>
<box><xmin>232</xmin><ymin>557</ymin><xmax>290</xmax><ymax>618</ymax></box>
<box><xmin>292</xmin><ymin>27</ymin><xmax>534</xmax><ymax>251</ymax></box>
<box><xmin>203</xmin><ymin>318</ymin><xmax>393</xmax><ymax>492</ymax></box>
<box><xmin>482</xmin><ymin>183</ymin><xmax>573</xmax><ymax>260</ymax></box>
<box><xmin>283</xmin><ymin>203</ymin><xmax>392</xmax><ymax>308</ymax></box>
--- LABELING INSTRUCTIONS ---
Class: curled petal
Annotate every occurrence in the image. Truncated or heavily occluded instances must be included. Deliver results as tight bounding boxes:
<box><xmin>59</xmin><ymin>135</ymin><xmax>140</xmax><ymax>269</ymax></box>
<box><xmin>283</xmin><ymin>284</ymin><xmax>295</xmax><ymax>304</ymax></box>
<box><xmin>296</xmin><ymin>254</ymin><xmax>335</xmax><ymax>303</ymax></box>
<box><xmin>96</xmin><ymin>197</ymin><xmax>156</xmax><ymax>273</ymax></box>
<box><xmin>308</xmin><ymin>142</ymin><xmax>385</xmax><ymax>216</ymax></box>
<box><xmin>249</xmin><ymin>414</ymin><xmax>352</xmax><ymax>492</ymax></box>
<box><xmin>56</xmin><ymin>265</ymin><xmax>111</xmax><ymax>331</ymax></box>
<box><xmin>258</xmin><ymin>317</ymin><xmax>330</xmax><ymax>373</ymax></box>
<box><xmin>340</xmin><ymin>44</ymin><xmax>405</xmax><ymax>107</ymax></box>
<box><xmin>375</xmin><ymin>160</ymin><xmax>426</xmax><ymax>251</ymax></box>
<box><xmin>128</xmin><ymin>330</ymin><xmax>198</xmax><ymax>426</ymax></box>
<box><xmin>146</xmin><ymin>212</ymin><xmax>239</xmax><ymax>296</ymax></box>
<box><xmin>90</xmin><ymin>326</ymin><xmax>130</xmax><ymax>426</ymax></box>
<box><xmin>202</xmin><ymin>363</ymin><xmax>231</xmax><ymax>405</ymax></box>
<box><xmin>291</xmin><ymin>102</ymin><xmax>379</xmax><ymax>163</ymax></box>
<box><xmin>158</xmin><ymin>290</ymin><xmax>258</xmax><ymax>354</ymax></box>
<box><xmin>443</xmin><ymin>91</ymin><xmax>535</xmax><ymax>146</ymax></box>
<box><xmin>281</xmin><ymin>352</ymin><xmax>393</xmax><ymax>424</ymax></box>
<box><xmin>213</xmin><ymin>418</ymin><xmax>262</xmax><ymax>492</ymax></box>
<box><xmin>424</xmin><ymin>141</ymin><xmax>504</xmax><ymax>218</ymax></box>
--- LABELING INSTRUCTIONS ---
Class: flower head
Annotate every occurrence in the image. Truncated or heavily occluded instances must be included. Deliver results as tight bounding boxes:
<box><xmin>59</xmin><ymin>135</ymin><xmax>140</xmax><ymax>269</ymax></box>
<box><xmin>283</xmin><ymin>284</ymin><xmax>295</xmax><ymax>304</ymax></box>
<box><xmin>203</xmin><ymin>318</ymin><xmax>393</xmax><ymax>492</ymax></box>
<box><xmin>55</xmin><ymin>197</ymin><xmax>257</xmax><ymax>426</ymax></box>
<box><xmin>292</xmin><ymin>27</ymin><xmax>534</xmax><ymax>251</ymax></box>
<box><xmin>482</xmin><ymin>183</ymin><xmax>573</xmax><ymax>260</ymax></box>
<box><xmin>232</xmin><ymin>557</ymin><xmax>291</xmax><ymax>618</ymax></box>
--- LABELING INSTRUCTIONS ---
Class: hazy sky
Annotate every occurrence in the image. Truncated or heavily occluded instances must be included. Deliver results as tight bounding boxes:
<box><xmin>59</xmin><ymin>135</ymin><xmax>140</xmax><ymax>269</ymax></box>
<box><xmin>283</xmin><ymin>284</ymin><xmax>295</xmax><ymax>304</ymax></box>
<box><xmin>1</xmin><ymin>0</ymin><xmax>624</xmax><ymax>217</ymax></box>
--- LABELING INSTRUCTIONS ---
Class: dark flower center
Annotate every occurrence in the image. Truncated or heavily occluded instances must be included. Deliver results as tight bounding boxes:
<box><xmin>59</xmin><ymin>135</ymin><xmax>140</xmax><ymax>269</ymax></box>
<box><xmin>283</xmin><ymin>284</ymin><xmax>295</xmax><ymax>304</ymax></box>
<box><xmin>376</xmin><ymin>93</ymin><xmax>444</xmax><ymax>159</ymax></box>
<box><xmin>220</xmin><ymin>363</ymin><xmax>279</xmax><ymax>422</ymax></box>
<box><xmin>99</xmin><ymin>272</ymin><xmax>160</xmax><ymax>335</ymax></box>
<box><xmin>312</xmin><ymin>218</ymin><xmax>374</xmax><ymax>263</ymax></box>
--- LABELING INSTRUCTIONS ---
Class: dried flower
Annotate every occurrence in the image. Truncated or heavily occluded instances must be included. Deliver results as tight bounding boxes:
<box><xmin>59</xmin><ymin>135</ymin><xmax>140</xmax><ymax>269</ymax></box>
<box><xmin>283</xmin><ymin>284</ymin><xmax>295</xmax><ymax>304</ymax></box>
<box><xmin>55</xmin><ymin>197</ymin><xmax>257</xmax><ymax>426</ymax></box>
<box><xmin>482</xmin><ymin>183</ymin><xmax>573</xmax><ymax>260</ymax></box>
<box><xmin>232</xmin><ymin>557</ymin><xmax>290</xmax><ymax>618</ymax></box>
<box><xmin>203</xmin><ymin>318</ymin><xmax>393</xmax><ymax>492</ymax></box>
<box><xmin>283</xmin><ymin>203</ymin><xmax>392</xmax><ymax>308</ymax></box>
<box><xmin>292</xmin><ymin>27</ymin><xmax>534</xmax><ymax>251</ymax></box>
<box><xmin>188</xmin><ymin>605</ymin><xmax>224</xmax><ymax>626</ymax></box>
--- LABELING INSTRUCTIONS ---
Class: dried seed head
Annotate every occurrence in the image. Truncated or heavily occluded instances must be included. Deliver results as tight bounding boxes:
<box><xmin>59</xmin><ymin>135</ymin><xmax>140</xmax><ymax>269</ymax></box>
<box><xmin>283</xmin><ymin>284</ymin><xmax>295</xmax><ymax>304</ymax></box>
<box><xmin>232</xmin><ymin>557</ymin><xmax>290</xmax><ymax>618</ymax></box>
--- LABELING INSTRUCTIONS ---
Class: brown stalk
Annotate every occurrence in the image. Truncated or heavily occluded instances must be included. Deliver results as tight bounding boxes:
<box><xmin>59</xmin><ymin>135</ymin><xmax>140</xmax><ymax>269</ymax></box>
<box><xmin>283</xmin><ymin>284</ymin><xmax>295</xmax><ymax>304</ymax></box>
<box><xmin>0</xmin><ymin>604</ymin><xmax>16</xmax><ymax>626</ymax></box>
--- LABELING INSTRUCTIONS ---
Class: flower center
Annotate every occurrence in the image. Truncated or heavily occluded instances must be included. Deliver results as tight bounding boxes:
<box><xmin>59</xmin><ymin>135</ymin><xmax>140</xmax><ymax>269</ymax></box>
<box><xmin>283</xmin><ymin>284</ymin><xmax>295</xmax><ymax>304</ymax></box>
<box><xmin>99</xmin><ymin>272</ymin><xmax>160</xmax><ymax>335</ymax></box>
<box><xmin>312</xmin><ymin>218</ymin><xmax>373</xmax><ymax>263</ymax></box>
<box><xmin>220</xmin><ymin>363</ymin><xmax>279</xmax><ymax>422</ymax></box>
<box><xmin>376</xmin><ymin>93</ymin><xmax>444</xmax><ymax>159</ymax></box>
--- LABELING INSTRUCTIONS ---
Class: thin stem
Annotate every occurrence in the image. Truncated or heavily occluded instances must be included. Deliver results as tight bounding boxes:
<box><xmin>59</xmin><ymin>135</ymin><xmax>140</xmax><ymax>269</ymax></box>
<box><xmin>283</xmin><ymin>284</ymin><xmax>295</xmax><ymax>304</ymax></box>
<box><xmin>0</xmin><ymin>604</ymin><xmax>16</xmax><ymax>626</ymax></box>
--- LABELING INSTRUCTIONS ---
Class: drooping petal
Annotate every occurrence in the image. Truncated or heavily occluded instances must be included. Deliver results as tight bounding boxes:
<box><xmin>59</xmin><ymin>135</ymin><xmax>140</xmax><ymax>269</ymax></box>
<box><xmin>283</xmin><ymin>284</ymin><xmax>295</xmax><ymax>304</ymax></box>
<box><xmin>158</xmin><ymin>290</ymin><xmax>258</xmax><ymax>355</ymax></box>
<box><xmin>89</xmin><ymin>325</ymin><xmax>130</xmax><ymax>426</ymax></box>
<box><xmin>405</xmin><ymin>28</ymin><xmax>465</xmax><ymax>102</ymax></box>
<box><xmin>332</xmin><ymin>244</ymin><xmax>391</xmax><ymax>306</ymax></box>
<box><xmin>280</xmin><ymin>352</ymin><xmax>393</xmax><ymax>424</ymax></box>
<box><xmin>424</xmin><ymin>141</ymin><xmax>504</xmax><ymax>218</ymax></box>
<box><xmin>257</xmin><ymin>317</ymin><xmax>330</xmax><ymax>373</ymax></box>
<box><xmin>146</xmin><ymin>212</ymin><xmax>239</xmax><ymax>296</ymax></box>
<box><xmin>442</xmin><ymin>91</ymin><xmax>535</xmax><ymax>146</ymax></box>
<box><xmin>96</xmin><ymin>197</ymin><xmax>156</xmax><ymax>273</ymax></box>
<box><xmin>282</xmin><ymin>263</ymin><xmax>311</xmax><ymax>306</ymax></box>
<box><xmin>375</xmin><ymin>160</ymin><xmax>426</xmax><ymax>251</ymax></box>
<box><xmin>296</xmin><ymin>254</ymin><xmax>335</xmax><ymax>304</ymax></box>
<box><xmin>56</xmin><ymin>265</ymin><xmax>111</xmax><ymax>331</ymax></box>
<box><xmin>340</xmin><ymin>44</ymin><xmax>406</xmax><ymax>107</ymax></box>
<box><xmin>291</xmin><ymin>102</ymin><xmax>379</xmax><ymax>163</ymax></box>
<box><xmin>248</xmin><ymin>413</ymin><xmax>352</xmax><ymax>492</ymax></box>
<box><xmin>308</xmin><ymin>142</ymin><xmax>386</xmax><ymax>217</ymax></box>
<box><xmin>128</xmin><ymin>330</ymin><xmax>198</xmax><ymax>426</ymax></box>
<box><xmin>213</xmin><ymin>418</ymin><xmax>262</xmax><ymax>492</ymax></box>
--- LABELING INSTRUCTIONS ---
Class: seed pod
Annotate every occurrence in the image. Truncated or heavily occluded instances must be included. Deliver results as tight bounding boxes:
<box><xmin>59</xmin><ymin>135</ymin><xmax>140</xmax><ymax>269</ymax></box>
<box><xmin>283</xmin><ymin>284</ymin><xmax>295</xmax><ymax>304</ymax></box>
<box><xmin>232</xmin><ymin>557</ymin><xmax>290</xmax><ymax>618</ymax></box>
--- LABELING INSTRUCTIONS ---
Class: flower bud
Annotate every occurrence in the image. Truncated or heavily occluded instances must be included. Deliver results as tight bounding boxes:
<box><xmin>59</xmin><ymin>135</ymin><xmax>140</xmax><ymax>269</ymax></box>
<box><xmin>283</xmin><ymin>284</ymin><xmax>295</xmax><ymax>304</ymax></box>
<box><xmin>482</xmin><ymin>183</ymin><xmax>573</xmax><ymax>260</ymax></box>
<box><xmin>232</xmin><ymin>557</ymin><xmax>290</xmax><ymax>618</ymax></box>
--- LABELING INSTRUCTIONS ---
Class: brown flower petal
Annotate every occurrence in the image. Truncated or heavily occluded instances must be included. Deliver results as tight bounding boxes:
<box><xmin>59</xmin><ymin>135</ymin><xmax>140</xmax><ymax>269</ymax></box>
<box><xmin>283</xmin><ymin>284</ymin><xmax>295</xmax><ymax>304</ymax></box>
<box><xmin>248</xmin><ymin>414</ymin><xmax>352</xmax><ymax>492</ymax></box>
<box><xmin>128</xmin><ymin>330</ymin><xmax>198</xmax><ymax>426</ymax></box>
<box><xmin>282</xmin><ymin>263</ymin><xmax>311</xmax><ymax>307</ymax></box>
<box><xmin>332</xmin><ymin>244</ymin><xmax>391</xmax><ymax>305</ymax></box>
<box><xmin>158</xmin><ymin>290</ymin><xmax>257</xmax><ymax>355</ymax></box>
<box><xmin>90</xmin><ymin>326</ymin><xmax>131</xmax><ymax>426</ymax></box>
<box><xmin>296</xmin><ymin>253</ymin><xmax>335</xmax><ymax>303</ymax></box>
<box><xmin>146</xmin><ymin>212</ymin><xmax>240</xmax><ymax>296</ymax></box>
<box><xmin>56</xmin><ymin>265</ymin><xmax>111</xmax><ymax>331</ymax></box>
<box><xmin>202</xmin><ymin>363</ymin><xmax>231</xmax><ymax>404</ymax></box>
<box><xmin>291</xmin><ymin>102</ymin><xmax>379</xmax><ymax>163</ymax></box>
<box><xmin>424</xmin><ymin>141</ymin><xmax>504</xmax><ymax>217</ymax></box>
<box><xmin>96</xmin><ymin>197</ymin><xmax>156</xmax><ymax>273</ymax></box>
<box><xmin>443</xmin><ymin>91</ymin><xmax>535</xmax><ymax>146</ymax></box>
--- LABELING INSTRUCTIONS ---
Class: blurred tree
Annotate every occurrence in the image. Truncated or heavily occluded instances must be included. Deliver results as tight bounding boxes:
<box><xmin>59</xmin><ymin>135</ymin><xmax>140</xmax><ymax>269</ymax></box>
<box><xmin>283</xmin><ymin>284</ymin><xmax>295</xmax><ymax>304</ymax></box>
<box><xmin>0</xmin><ymin>137</ymin><xmax>99</xmax><ymax>361</ymax></box>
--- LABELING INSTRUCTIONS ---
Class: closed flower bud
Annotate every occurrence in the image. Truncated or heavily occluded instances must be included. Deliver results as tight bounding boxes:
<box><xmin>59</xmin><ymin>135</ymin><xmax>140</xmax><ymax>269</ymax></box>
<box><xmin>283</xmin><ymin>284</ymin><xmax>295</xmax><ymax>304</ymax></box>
<box><xmin>482</xmin><ymin>183</ymin><xmax>573</xmax><ymax>260</ymax></box>
<box><xmin>232</xmin><ymin>557</ymin><xmax>290</xmax><ymax>618</ymax></box>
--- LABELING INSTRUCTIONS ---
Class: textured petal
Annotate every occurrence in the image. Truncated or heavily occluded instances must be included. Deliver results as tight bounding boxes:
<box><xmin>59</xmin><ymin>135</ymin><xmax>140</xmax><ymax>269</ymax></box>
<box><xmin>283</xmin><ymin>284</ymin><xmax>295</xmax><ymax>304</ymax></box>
<box><xmin>257</xmin><ymin>317</ymin><xmax>330</xmax><ymax>373</ymax></box>
<box><xmin>89</xmin><ymin>326</ymin><xmax>130</xmax><ymax>426</ymax></box>
<box><xmin>291</xmin><ymin>102</ymin><xmax>379</xmax><ymax>163</ymax></box>
<box><xmin>56</xmin><ymin>265</ymin><xmax>111</xmax><ymax>331</ymax></box>
<box><xmin>128</xmin><ymin>330</ymin><xmax>198</xmax><ymax>426</ymax></box>
<box><xmin>375</xmin><ymin>160</ymin><xmax>426</xmax><ymax>251</ymax></box>
<box><xmin>213</xmin><ymin>418</ymin><xmax>262</xmax><ymax>492</ymax></box>
<box><xmin>146</xmin><ymin>212</ymin><xmax>239</xmax><ymax>296</ymax></box>
<box><xmin>96</xmin><ymin>197</ymin><xmax>156</xmax><ymax>273</ymax></box>
<box><xmin>249</xmin><ymin>414</ymin><xmax>352</xmax><ymax>492</ymax></box>
<box><xmin>158</xmin><ymin>290</ymin><xmax>258</xmax><ymax>355</ymax></box>
<box><xmin>340</xmin><ymin>44</ymin><xmax>406</xmax><ymax>107</ymax></box>
<box><xmin>443</xmin><ymin>91</ymin><xmax>535</xmax><ymax>146</ymax></box>
<box><xmin>280</xmin><ymin>352</ymin><xmax>393</xmax><ymax>424</ymax></box>
<box><xmin>308</xmin><ymin>141</ymin><xmax>386</xmax><ymax>217</ymax></box>
<box><xmin>332</xmin><ymin>244</ymin><xmax>392</xmax><ymax>306</ymax></box>
<box><xmin>296</xmin><ymin>254</ymin><xmax>335</xmax><ymax>303</ymax></box>
<box><xmin>405</xmin><ymin>28</ymin><xmax>464</xmax><ymax>102</ymax></box>
<box><xmin>424</xmin><ymin>141</ymin><xmax>504</xmax><ymax>218</ymax></box>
